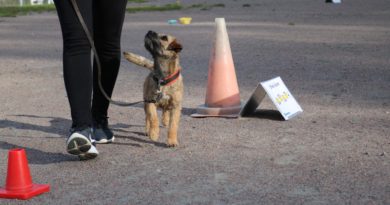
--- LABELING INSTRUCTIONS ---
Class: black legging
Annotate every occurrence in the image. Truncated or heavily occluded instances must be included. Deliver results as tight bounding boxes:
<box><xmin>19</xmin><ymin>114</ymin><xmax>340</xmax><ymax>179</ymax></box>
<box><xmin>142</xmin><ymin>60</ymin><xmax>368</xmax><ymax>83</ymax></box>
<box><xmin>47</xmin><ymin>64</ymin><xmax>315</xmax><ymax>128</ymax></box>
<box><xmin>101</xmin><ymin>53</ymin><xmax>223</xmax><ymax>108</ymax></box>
<box><xmin>54</xmin><ymin>0</ymin><xmax>127</xmax><ymax>130</ymax></box>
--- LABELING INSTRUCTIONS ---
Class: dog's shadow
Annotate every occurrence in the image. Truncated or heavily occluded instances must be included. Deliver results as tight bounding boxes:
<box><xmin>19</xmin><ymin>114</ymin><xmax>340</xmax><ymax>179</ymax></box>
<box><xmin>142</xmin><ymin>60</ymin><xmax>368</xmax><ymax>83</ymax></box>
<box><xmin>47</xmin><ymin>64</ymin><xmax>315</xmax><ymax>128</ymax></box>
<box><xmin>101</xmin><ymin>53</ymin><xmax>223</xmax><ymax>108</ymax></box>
<box><xmin>114</xmin><ymin>131</ymin><xmax>168</xmax><ymax>148</ymax></box>
<box><xmin>108</xmin><ymin>122</ymin><xmax>168</xmax><ymax>148</ymax></box>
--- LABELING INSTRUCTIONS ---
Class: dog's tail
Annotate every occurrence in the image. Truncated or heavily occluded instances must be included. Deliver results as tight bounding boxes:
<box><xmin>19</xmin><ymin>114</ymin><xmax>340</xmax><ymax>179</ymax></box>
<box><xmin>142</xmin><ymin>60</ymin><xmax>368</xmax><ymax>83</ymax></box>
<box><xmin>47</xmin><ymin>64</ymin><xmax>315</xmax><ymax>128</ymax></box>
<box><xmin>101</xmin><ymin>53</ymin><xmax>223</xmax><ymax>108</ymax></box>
<box><xmin>123</xmin><ymin>51</ymin><xmax>154</xmax><ymax>71</ymax></box>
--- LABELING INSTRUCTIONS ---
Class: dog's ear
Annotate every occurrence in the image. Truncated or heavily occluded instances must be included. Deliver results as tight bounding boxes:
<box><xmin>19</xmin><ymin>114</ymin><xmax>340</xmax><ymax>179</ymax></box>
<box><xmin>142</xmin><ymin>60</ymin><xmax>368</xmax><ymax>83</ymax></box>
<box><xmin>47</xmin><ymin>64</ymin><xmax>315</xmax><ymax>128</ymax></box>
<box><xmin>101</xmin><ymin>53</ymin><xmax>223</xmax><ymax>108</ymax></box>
<box><xmin>168</xmin><ymin>40</ymin><xmax>183</xmax><ymax>53</ymax></box>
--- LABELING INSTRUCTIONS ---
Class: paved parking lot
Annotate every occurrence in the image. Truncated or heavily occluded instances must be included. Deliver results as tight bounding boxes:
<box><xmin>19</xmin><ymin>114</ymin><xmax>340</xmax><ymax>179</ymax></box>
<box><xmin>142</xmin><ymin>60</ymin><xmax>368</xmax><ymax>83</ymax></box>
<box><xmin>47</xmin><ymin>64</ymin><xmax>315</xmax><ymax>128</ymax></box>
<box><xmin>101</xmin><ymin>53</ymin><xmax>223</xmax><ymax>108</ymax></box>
<box><xmin>0</xmin><ymin>0</ymin><xmax>389</xmax><ymax>204</ymax></box>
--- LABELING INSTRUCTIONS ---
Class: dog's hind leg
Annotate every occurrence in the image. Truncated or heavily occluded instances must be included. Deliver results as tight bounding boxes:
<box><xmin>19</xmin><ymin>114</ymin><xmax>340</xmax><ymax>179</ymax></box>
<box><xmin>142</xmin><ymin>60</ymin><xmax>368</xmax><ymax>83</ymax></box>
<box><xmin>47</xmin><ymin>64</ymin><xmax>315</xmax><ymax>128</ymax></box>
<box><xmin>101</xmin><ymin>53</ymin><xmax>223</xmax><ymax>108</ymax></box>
<box><xmin>162</xmin><ymin>109</ymin><xmax>170</xmax><ymax>127</ymax></box>
<box><xmin>145</xmin><ymin>103</ymin><xmax>160</xmax><ymax>141</ymax></box>
<box><xmin>167</xmin><ymin>106</ymin><xmax>181</xmax><ymax>147</ymax></box>
<box><xmin>144</xmin><ymin>104</ymin><xmax>150</xmax><ymax>135</ymax></box>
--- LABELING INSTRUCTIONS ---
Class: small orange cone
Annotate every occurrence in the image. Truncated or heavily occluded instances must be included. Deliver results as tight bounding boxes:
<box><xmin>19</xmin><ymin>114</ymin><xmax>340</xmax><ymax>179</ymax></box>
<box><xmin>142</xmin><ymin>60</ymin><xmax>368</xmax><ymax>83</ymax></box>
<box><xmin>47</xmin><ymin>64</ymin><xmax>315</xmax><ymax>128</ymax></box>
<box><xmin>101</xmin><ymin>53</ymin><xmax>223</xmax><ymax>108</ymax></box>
<box><xmin>0</xmin><ymin>149</ymin><xmax>50</xmax><ymax>200</ymax></box>
<box><xmin>192</xmin><ymin>18</ymin><xmax>242</xmax><ymax>118</ymax></box>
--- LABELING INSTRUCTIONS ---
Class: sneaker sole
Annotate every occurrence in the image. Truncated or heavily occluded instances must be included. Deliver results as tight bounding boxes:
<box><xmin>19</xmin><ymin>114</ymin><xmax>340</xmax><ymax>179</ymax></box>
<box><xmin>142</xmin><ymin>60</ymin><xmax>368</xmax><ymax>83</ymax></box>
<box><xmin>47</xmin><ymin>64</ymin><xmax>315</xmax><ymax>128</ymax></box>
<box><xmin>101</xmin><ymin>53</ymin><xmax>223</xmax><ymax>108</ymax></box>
<box><xmin>94</xmin><ymin>136</ymin><xmax>115</xmax><ymax>144</ymax></box>
<box><xmin>78</xmin><ymin>152</ymin><xmax>98</xmax><ymax>160</ymax></box>
<box><xmin>78</xmin><ymin>145</ymin><xmax>99</xmax><ymax>160</ymax></box>
<box><xmin>67</xmin><ymin>133</ymin><xmax>92</xmax><ymax>155</ymax></box>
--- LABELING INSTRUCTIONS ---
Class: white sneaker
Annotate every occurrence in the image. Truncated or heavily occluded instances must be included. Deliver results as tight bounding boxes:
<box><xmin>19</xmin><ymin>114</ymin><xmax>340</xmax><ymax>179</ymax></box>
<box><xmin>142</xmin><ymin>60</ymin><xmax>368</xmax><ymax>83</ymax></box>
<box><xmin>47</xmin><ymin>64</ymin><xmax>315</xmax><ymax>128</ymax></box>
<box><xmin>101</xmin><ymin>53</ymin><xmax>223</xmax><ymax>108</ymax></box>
<box><xmin>78</xmin><ymin>145</ymin><xmax>99</xmax><ymax>160</ymax></box>
<box><xmin>66</xmin><ymin>128</ymin><xmax>98</xmax><ymax>160</ymax></box>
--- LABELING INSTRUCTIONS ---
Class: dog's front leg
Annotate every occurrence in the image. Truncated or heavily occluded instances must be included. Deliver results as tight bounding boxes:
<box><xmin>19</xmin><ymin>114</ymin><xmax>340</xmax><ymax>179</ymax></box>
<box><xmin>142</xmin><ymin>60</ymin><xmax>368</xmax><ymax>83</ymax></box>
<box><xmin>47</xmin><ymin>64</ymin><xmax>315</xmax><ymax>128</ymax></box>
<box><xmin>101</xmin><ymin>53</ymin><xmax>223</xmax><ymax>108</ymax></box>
<box><xmin>145</xmin><ymin>103</ymin><xmax>160</xmax><ymax>141</ymax></box>
<box><xmin>167</xmin><ymin>105</ymin><xmax>181</xmax><ymax>147</ymax></box>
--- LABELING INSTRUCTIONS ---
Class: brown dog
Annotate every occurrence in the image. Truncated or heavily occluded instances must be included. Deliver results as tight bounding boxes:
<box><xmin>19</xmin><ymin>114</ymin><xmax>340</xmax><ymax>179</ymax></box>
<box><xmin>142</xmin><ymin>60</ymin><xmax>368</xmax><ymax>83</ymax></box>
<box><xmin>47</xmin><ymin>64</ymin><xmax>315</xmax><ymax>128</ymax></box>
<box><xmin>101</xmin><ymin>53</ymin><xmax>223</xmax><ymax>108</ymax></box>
<box><xmin>125</xmin><ymin>31</ymin><xmax>183</xmax><ymax>147</ymax></box>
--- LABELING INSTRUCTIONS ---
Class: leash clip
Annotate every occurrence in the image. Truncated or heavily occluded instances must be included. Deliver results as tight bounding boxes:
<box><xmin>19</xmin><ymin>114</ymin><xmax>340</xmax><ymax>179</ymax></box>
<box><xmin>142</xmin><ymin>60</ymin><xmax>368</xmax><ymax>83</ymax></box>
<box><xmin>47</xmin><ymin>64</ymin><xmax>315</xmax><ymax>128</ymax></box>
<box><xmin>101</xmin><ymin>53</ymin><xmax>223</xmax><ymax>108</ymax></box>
<box><xmin>155</xmin><ymin>90</ymin><xmax>163</xmax><ymax>102</ymax></box>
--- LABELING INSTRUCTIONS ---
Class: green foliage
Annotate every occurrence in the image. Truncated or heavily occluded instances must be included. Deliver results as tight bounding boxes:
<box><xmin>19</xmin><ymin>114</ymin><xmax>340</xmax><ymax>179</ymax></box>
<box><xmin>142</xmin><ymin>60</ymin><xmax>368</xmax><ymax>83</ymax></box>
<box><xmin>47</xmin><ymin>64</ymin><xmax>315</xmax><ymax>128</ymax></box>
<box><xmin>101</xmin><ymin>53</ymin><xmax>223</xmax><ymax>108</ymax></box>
<box><xmin>0</xmin><ymin>2</ymin><xmax>228</xmax><ymax>17</ymax></box>
<box><xmin>188</xmin><ymin>4</ymin><xmax>203</xmax><ymax>9</ymax></box>
<box><xmin>128</xmin><ymin>0</ymin><xmax>147</xmax><ymax>3</ymax></box>
<box><xmin>188</xmin><ymin>3</ymin><xmax>225</xmax><ymax>11</ymax></box>
<box><xmin>212</xmin><ymin>3</ymin><xmax>225</xmax><ymax>8</ymax></box>
<box><xmin>126</xmin><ymin>3</ymin><xmax>182</xmax><ymax>13</ymax></box>
<box><xmin>0</xmin><ymin>5</ymin><xmax>55</xmax><ymax>17</ymax></box>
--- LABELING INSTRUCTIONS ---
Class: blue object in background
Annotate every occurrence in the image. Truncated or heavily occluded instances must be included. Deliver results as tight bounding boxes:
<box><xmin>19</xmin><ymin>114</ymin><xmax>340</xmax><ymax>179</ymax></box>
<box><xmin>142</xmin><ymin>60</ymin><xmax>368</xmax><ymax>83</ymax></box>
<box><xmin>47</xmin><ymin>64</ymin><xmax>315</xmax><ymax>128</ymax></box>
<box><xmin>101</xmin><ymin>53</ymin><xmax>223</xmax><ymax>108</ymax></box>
<box><xmin>168</xmin><ymin>19</ymin><xmax>178</xmax><ymax>25</ymax></box>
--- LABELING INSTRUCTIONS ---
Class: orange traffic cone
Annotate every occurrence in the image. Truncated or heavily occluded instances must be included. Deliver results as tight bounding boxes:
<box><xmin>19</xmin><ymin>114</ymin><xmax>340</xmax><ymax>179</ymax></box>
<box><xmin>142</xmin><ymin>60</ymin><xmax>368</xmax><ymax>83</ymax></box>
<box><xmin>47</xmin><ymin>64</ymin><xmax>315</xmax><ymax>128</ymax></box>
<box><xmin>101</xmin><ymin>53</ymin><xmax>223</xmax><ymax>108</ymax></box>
<box><xmin>191</xmin><ymin>18</ymin><xmax>242</xmax><ymax>118</ymax></box>
<box><xmin>0</xmin><ymin>148</ymin><xmax>50</xmax><ymax>200</ymax></box>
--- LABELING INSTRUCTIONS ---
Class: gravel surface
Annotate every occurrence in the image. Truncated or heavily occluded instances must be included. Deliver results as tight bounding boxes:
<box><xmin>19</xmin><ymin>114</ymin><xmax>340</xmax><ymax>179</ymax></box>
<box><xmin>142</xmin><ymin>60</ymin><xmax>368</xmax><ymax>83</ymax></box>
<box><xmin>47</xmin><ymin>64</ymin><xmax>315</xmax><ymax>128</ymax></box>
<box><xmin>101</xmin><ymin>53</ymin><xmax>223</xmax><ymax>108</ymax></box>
<box><xmin>0</xmin><ymin>0</ymin><xmax>389</xmax><ymax>204</ymax></box>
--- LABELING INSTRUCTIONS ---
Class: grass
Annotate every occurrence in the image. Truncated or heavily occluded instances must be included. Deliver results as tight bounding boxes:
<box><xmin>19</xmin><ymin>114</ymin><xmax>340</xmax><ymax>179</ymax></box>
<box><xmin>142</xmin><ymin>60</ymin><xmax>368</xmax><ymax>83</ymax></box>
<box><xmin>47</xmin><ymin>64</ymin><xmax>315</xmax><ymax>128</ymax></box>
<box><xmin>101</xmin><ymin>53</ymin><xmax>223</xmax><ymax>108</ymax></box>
<box><xmin>0</xmin><ymin>3</ymin><xmax>180</xmax><ymax>17</ymax></box>
<box><xmin>188</xmin><ymin>3</ymin><xmax>225</xmax><ymax>11</ymax></box>
<box><xmin>126</xmin><ymin>3</ymin><xmax>182</xmax><ymax>13</ymax></box>
<box><xmin>0</xmin><ymin>2</ymin><xmax>226</xmax><ymax>17</ymax></box>
<box><xmin>128</xmin><ymin>0</ymin><xmax>148</xmax><ymax>3</ymax></box>
<box><xmin>0</xmin><ymin>4</ymin><xmax>56</xmax><ymax>17</ymax></box>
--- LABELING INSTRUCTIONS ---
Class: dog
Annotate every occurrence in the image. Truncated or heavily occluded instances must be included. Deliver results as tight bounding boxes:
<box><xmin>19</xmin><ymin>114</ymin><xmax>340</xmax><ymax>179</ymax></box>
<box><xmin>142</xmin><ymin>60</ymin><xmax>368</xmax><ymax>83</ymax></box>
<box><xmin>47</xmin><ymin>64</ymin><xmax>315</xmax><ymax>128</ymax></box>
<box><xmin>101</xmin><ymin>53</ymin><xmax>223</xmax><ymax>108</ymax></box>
<box><xmin>141</xmin><ymin>30</ymin><xmax>183</xmax><ymax>147</ymax></box>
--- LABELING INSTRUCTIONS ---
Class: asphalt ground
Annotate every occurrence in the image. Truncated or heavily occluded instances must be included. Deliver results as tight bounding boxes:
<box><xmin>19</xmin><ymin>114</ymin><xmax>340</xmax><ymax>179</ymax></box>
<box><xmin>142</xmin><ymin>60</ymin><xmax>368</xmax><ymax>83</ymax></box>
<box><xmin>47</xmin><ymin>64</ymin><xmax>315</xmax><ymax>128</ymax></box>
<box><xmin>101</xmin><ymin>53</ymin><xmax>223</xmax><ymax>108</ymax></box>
<box><xmin>0</xmin><ymin>0</ymin><xmax>389</xmax><ymax>204</ymax></box>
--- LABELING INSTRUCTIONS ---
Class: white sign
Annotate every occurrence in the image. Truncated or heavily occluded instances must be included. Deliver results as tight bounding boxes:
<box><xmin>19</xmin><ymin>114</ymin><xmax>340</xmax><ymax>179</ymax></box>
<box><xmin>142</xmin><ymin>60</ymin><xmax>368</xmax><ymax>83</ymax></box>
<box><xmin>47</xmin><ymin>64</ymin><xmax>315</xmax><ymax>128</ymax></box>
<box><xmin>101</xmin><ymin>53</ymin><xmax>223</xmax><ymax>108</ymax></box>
<box><xmin>31</xmin><ymin>0</ymin><xmax>44</xmax><ymax>5</ymax></box>
<box><xmin>240</xmin><ymin>76</ymin><xmax>303</xmax><ymax>120</ymax></box>
<box><xmin>327</xmin><ymin>0</ymin><xmax>341</xmax><ymax>3</ymax></box>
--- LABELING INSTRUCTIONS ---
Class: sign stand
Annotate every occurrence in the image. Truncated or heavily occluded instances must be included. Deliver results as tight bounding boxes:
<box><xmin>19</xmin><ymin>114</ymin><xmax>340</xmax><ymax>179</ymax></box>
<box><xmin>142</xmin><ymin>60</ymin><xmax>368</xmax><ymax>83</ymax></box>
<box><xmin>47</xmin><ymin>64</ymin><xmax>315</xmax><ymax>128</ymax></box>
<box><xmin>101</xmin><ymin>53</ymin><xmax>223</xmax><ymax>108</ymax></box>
<box><xmin>239</xmin><ymin>76</ymin><xmax>303</xmax><ymax>120</ymax></box>
<box><xmin>326</xmin><ymin>0</ymin><xmax>341</xmax><ymax>3</ymax></box>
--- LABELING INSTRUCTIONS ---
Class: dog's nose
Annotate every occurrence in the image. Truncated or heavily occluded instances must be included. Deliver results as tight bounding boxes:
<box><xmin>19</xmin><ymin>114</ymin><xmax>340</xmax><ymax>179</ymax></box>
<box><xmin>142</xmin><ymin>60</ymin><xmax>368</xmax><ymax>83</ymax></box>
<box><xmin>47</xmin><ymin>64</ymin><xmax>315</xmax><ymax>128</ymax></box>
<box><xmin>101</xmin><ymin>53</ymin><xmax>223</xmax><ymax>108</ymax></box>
<box><xmin>146</xmin><ymin>30</ymin><xmax>157</xmax><ymax>38</ymax></box>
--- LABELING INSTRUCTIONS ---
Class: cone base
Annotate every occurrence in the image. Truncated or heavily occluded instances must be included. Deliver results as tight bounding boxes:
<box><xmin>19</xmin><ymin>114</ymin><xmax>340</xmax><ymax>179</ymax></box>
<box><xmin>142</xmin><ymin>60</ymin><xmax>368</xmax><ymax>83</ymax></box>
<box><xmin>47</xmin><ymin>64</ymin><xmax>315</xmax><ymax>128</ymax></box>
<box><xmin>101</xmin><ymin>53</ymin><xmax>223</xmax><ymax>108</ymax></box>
<box><xmin>0</xmin><ymin>184</ymin><xmax>50</xmax><ymax>200</ymax></box>
<box><xmin>191</xmin><ymin>103</ymin><xmax>243</xmax><ymax>118</ymax></box>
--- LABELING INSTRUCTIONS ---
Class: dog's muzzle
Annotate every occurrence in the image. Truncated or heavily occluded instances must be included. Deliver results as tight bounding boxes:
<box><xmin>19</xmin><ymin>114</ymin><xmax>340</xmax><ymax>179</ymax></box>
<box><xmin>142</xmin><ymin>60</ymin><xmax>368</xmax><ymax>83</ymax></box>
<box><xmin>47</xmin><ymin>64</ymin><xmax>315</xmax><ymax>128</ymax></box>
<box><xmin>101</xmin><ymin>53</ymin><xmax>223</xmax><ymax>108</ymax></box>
<box><xmin>144</xmin><ymin>30</ymin><xmax>162</xmax><ymax>57</ymax></box>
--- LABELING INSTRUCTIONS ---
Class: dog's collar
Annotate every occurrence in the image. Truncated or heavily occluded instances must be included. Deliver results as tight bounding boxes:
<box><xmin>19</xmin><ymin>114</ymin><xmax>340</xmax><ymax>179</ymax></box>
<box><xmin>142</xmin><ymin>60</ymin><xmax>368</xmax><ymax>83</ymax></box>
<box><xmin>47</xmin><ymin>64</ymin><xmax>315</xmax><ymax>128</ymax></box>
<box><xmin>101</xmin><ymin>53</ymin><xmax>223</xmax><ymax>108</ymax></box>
<box><xmin>146</xmin><ymin>68</ymin><xmax>180</xmax><ymax>104</ymax></box>
<box><xmin>159</xmin><ymin>68</ymin><xmax>181</xmax><ymax>87</ymax></box>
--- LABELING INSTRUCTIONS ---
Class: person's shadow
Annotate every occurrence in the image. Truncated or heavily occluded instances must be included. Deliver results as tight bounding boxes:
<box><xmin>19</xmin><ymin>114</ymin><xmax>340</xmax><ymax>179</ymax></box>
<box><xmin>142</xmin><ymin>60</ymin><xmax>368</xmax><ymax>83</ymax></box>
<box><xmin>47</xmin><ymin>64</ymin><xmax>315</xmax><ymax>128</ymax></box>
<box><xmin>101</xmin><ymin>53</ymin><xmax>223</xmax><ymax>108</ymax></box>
<box><xmin>0</xmin><ymin>114</ymin><xmax>71</xmax><ymax>137</ymax></box>
<box><xmin>0</xmin><ymin>141</ymin><xmax>77</xmax><ymax>164</ymax></box>
<box><xmin>0</xmin><ymin>114</ymin><xmax>168</xmax><ymax>164</ymax></box>
<box><xmin>0</xmin><ymin>115</ymin><xmax>88</xmax><ymax>164</ymax></box>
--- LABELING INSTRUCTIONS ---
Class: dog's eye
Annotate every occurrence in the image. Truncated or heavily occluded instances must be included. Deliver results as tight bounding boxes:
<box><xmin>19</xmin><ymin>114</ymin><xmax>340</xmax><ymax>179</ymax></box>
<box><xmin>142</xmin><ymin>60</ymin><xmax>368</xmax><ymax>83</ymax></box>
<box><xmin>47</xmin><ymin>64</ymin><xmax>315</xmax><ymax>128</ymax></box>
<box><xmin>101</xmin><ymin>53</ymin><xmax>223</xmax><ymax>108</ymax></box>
<box><xmin>160</xmin><ymin>35</ymin><xmax>168</xmax><ymax>41</ymax></box>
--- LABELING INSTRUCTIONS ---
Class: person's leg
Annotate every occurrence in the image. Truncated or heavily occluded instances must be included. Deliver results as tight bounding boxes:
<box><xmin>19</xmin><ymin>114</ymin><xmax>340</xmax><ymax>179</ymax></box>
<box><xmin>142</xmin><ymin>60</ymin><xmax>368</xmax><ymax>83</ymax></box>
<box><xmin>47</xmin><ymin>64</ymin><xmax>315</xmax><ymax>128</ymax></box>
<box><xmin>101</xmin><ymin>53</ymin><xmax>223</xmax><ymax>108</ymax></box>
<box><xmin>54</xmin><ymin>0</ymin><xmax>93</xmax><ymax>130</ymax></box>
<box><xmin>54</xmin><ymin>0</ymin><xmax>98</xmax><ymax>159</ymax></box>
<box><xmin>91</xmin><ymin>0</ymin><xmax>128</xmax><ymax>123</ymax></box>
